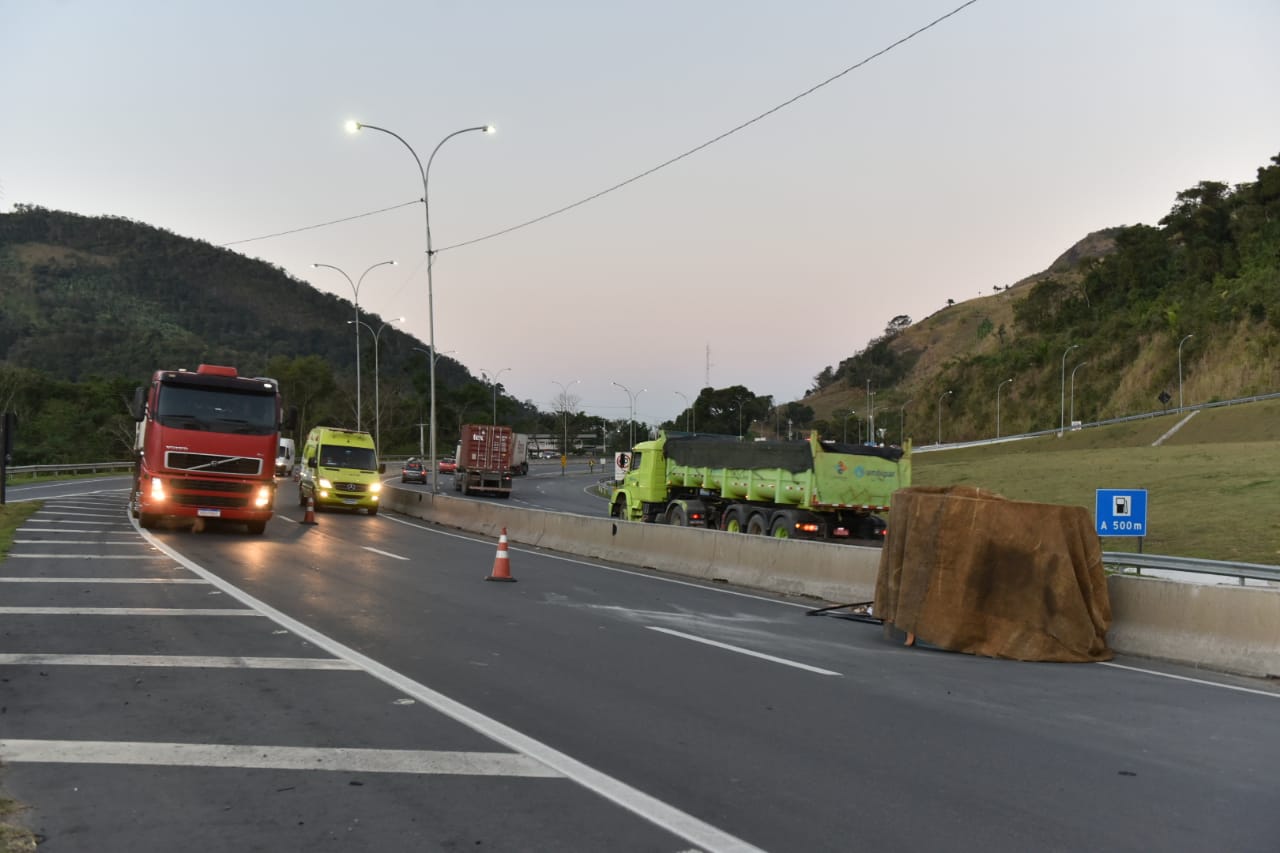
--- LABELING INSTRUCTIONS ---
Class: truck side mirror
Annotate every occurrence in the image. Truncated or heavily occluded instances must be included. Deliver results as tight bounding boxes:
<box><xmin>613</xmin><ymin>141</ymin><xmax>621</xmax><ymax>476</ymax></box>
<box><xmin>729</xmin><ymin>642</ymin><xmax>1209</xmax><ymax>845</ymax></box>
<box><xmin>308</xmin><ymin>457</ymin><xmax>318</xmax><ymax>469</ymax></box>
<box><xmin>129</xmin><ymin>387</ymin><xmax>146</xmax><ymax>422</ymax></box>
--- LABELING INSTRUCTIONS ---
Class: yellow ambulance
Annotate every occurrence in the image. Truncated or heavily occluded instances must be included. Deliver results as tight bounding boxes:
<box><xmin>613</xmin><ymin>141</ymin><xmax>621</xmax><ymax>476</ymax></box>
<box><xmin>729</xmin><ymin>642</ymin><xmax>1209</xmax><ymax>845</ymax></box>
<box><xmin>298</xmin><ymin>426</ymin><xmax>385</xmax><ymax>514</ymax></box>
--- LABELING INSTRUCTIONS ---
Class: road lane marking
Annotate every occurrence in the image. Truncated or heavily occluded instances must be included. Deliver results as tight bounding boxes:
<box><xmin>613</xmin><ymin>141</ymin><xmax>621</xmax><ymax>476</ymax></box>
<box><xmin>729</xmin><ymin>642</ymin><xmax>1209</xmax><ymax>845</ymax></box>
<box><xmin>646</xmin><ymin>627</ymin><xmax>841</xmax><ymax>676</ymax></box>
<box><xmin>1099</xmin><ymin>662</ymin><xmax>1280</xmax><ymax>698</ymax></box>
<box><xmin>0</xmin><ymin>607</ymin><xmax>257</xmax><ymax>616</ymax></box>
<box><xmin>362</xmin><ymin>546</ymin><xmax>409</xmax><ymax>561</ymax></box>
<box><xmin>14</xmin><ymin>520</ymin><xmax>130</xmax><ymax>526</ymax></box>
<box><xmin>0</xmin><ymin>654</ymin><xmax>359</xmax><ymax>670</ymax></box>
<box><xmin>136</xmin><ymin>518</ymin><xmax>767</xmax><ymax>853</ymax></box>
<box><xmin>0</xmin><ymin>741</ymin><xmax>562</xmax><ymax>778</ymax></box>
<box><xmin>9</xmin><ymin>554</ymin><xmax>172</xmax><ymax>559</ymax></box>
<box><xmin>13</xmin><ymin>540</ymin><xmax>154</xmax><ymax>545</ymax></box>
<box><xmin>0</xmin><ymin>578</ymin><xmax>205</xmax><ymax>584</ymax></box>
<box><xmin>18</xmin><ymin>529</ymin><xmax>137</xmax><ymax>535</ymax></box>
<box><xmin>34</xmin><ymin>510</ymin><xmax>123</xmax><ymax>518</ymax></box>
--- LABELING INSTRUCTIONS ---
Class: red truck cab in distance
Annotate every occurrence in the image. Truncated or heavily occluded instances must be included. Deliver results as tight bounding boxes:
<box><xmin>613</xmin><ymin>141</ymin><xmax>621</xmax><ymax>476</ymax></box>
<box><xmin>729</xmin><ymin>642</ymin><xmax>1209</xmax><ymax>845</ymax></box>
<box><xmin>129</xmin><ymin>364</ymin><xmax>293</xmax><ymax>534</ymax></box>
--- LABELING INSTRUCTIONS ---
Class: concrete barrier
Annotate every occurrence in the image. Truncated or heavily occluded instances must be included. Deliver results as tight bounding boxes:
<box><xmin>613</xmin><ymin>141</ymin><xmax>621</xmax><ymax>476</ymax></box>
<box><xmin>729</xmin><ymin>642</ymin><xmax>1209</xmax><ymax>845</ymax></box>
<box><xmin>382</xmin><ymin>488</ymin><xmax>1278</xmax><ymax>677</ymax></box>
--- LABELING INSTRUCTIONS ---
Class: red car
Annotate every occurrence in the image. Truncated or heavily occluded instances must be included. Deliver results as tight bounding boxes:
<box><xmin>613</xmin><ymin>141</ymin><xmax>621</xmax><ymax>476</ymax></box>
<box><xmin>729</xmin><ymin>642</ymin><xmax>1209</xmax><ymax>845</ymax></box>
<box><xmin>438</xmin><ymin>456</ymin><xmax>457</xmax><ymax>475</ymax></box>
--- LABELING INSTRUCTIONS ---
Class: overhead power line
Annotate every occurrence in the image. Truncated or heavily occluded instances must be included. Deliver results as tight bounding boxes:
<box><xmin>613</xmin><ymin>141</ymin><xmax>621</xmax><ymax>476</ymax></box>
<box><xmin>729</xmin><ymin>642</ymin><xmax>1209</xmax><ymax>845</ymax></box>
<box><xmin>219</xmin><ymin>0</ymin><xmax>979</xmax><ymax>254</ymax></box>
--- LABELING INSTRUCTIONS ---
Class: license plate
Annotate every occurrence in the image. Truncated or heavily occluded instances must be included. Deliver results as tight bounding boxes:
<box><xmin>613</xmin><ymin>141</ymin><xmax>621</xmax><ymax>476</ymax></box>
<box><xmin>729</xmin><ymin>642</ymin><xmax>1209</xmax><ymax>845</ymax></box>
<box><xmin>341</xmin><ymin>499</ymin><xmax>358</xmax><ymax>505</ymax></box>
<box><xmin>197</xmin><ymin>509</ymin><xmax>222</xmax><ymax>518</ymax></box>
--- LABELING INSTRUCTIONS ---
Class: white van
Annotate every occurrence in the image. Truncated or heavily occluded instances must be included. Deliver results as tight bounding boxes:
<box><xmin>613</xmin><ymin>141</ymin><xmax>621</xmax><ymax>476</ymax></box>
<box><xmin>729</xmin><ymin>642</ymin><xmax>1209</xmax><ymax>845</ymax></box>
<box><xmin>276</xmin><ymin>437</ymin><xmax>296</xmax><ymax>477</ymax></box>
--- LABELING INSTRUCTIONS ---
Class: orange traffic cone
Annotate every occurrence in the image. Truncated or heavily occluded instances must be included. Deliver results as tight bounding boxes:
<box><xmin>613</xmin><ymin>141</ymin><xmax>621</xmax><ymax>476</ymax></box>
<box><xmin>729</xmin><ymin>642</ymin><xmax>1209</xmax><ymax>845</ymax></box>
<box><xmin>485</xmin><ymin>527</ymin><xmax>516</xmax><ymax>582</ymax></box>
<box><xmin>300</xmin><ymin>495</ymin><xmax>318</xmax><ymax>526</ymax></box>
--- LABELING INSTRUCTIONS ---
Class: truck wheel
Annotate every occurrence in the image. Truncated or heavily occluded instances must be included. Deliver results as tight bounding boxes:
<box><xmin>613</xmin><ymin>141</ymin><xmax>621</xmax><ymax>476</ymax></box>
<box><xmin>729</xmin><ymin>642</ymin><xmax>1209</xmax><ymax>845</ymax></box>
<box><xmin>139</xmin><ymin>513</ymin><xmax>159</xmax><ymax>530</ymax></box>
<box><xmin>746</xmin><ymin>513</ymin><xmax>769</xmax><ymax>536</ymax></box>
<box><xmin>721</xmin><ymin>506</ymin><xmax>745</xmax><ymax>533</ymax></box>
<box><xmin>367</xmin><ymin>506</ymin><xmax>378</xmax><ymax>516</ymax></box>
<box><xmin>769</xmin><ymin>517</ymin><xmax>792</xmax><ymax>539</ymax></box>
<box><xmin>612</xmin><ymin>498</ymin><xmax>628</xmax><ymax>520</ymax></box>
<box><xmin>666</xmin><ymin>504</ymin><xmax>688</xmax><ymax>526</ymax></box>
<box><xmin>246</xmin><ymin>520</ymin><xmax>267</xmax><ymax>535</ymax></box>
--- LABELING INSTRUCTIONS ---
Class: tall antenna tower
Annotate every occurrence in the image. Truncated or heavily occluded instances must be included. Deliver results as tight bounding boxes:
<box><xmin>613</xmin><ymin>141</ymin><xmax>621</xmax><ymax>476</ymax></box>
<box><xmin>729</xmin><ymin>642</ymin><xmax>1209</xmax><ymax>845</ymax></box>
<box><xmin>705</xmin><ymin>344</ymin><xmax>712</xmax><ymax>388</ymax></box>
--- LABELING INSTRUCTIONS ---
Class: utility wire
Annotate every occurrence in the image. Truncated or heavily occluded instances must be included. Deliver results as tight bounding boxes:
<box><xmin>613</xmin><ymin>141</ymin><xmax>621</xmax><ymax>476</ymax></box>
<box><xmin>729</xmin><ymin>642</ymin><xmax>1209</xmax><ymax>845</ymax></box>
<box><xmin>437</xmin><ymin>0</ymin><xmax>980</xmax><ymax>253</ymax></box>
<box><xmin>219</xmin><ymin>199</ymin><xmax>422</xmax><ymax>247</ymax></box>
<box><xmin>216</xmin><ymin>0</ymin><xmax>978</xmax><ymax>254</ymax></box>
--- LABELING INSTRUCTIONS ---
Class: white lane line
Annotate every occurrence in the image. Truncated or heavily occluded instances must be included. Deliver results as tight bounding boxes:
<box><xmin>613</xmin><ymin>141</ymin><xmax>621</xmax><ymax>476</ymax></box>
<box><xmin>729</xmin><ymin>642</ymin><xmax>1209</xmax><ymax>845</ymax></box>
<box><xmin>0</xmin><ymin>654</ymin><xmax>359</xmax><ymax>670</ymax></box>
<box><xmin>136</xmin><ymin>519</ymin><xmax>766</xmax><ymax>853</ymax></box>
<box><xmin>9</xmin><ymin>554</ymin><xmax>171</xmax><ymax>560</ymax></box>
<box><xmin>646</xmin><ymin>627</ymin><xmax>841</xmax><ymax>676</ymax></box>
<box><xmin>0</xmin><ymin>578</ymin><xmax>205</xmax><ymax>584</ymax></box>
<box><xmin>18</xmin><ymin>529</ymin><xmax>137</xmax><ymax>535</ymax></box>
<box><xmin>0</xmin><ymin>740</ymin><xmax>561</xmax><ymax>778</ymax></box>
<box><xmin>32</xmin><ymin>512</ymin><xmax>124</xmax><ymax>519</ymax></box>
<box><xmin>14</xmin><ymin>520</ymin><xmax>128</xmax><ymax>526</ymax></box>
<box><xmin>0</xmin><ymin>607</ymin><xmax>258</xmax><ymax>616</ymax></box>
<box><xmin>1099</xmin><ymin>662</ymin><xmax>1280</xmax><ymax>698</ymax></box>
<box><xmin>13</xmin><ymin>540</ymin><xmax>153</xmax><ymax>545</ymax></box>
<box><xmin>362</xmin><ymin>546</ymin><xmax>410</xmax><ymax>561</ymax></box>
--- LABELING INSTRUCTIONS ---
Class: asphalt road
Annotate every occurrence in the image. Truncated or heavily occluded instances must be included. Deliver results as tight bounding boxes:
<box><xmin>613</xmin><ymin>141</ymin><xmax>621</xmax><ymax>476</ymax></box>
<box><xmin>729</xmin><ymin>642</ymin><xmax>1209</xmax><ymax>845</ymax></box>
<box><xmin>396</xmin><ymin>457</ymin><xmax>613</xmax><ymax>516</ymax></box>
<box><xmin>3</xmin><ymin>483</ymin><xmax>1278</xmax><ymax>851</ymax></box>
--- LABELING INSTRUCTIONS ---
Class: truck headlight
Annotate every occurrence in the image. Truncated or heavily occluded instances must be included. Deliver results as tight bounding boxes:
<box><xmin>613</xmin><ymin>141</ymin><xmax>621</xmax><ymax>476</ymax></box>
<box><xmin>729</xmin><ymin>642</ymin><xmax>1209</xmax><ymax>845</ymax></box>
<box><xmin>254</xmin><ymin>485</ymin><xmax>272</xmax><ymax>508</ymax></box>
<box><xmin>318</xmin><ymin>477</ymin><xmax>333</xmax><ymax>488</ymax></box>
<box><xmin>369</xmin><ymin>482</ymin><xmax>382</xmax><ymax>494</ymax></box>
<box><xmin>149</xmin><ymin>477</ymin><xmax>166</xmax><ymax>501</ymax></box>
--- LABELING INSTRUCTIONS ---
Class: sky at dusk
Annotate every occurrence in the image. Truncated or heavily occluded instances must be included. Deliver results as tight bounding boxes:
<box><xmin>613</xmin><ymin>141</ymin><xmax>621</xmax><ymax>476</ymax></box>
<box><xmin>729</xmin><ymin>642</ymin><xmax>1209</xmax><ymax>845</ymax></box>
<box><xmin>4</xmin><ymin>1</ymin><xmax>1278</xmax><ymax>426</ymax></box>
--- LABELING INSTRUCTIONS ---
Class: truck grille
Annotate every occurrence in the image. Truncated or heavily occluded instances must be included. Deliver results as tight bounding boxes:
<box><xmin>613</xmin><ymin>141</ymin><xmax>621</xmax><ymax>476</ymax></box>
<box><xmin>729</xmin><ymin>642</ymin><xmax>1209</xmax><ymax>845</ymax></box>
<box><xmin>168</xmin><ymin>479</ymin><xmax>254</xmax><ymax>494</ymax></box>
<box><xmin>170</xmin><ymin>494</ymin><xmax>249</xmax><ymax>509</ymax></box>
<box><xmin>335</xmin><ymin>482</ymin><xmax>366</xmax><ymax>493</ymax></box>
<box><xmin>165</xmin><ymin>452</ymin><xmax>262</xmax><ymax>476</ymax></box>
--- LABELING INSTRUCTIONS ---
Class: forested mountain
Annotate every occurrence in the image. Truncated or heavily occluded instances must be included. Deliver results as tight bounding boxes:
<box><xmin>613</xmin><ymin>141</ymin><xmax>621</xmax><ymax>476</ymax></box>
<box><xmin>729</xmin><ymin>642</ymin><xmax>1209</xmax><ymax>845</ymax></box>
<box><xmin>0</xmin><ymin>207</ymin><xmax>534</xmax><ymax>462</ymax></box>
<box><xmin>795</xmin><ymin>152</ymin><xmax>1280</xmax><ymax>443</ymax></box>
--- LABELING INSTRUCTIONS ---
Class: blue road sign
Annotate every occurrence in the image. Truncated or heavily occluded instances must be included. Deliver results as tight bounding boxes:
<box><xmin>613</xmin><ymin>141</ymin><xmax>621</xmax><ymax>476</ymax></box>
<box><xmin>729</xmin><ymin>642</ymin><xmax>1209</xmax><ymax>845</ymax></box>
<box><xmin>1095</xmin><ymin>489</ymin><xmax>1148</xmax><ymax>537</ymax></box>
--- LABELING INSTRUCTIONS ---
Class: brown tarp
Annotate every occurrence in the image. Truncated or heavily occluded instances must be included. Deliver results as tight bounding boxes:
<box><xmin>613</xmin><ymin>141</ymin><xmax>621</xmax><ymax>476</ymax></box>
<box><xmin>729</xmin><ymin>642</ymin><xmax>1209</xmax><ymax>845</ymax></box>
<box><xmin>874</xmin><ymin>485</ymin><xmax>1113</xmax><ymax>662</ymax></box>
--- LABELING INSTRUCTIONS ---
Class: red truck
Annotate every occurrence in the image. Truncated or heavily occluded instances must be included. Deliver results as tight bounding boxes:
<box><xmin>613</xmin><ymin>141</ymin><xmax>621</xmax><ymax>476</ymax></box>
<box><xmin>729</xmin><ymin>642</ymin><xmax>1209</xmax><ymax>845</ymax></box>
<box><xmin>454</xmin><ymin>424</ymin><xmax>514</xmax><ymax>498</ymax></box>
<box><xmin>128</xmin><ymin>364</ymin><xmax>294</xmax><ymax>534</ymax></box>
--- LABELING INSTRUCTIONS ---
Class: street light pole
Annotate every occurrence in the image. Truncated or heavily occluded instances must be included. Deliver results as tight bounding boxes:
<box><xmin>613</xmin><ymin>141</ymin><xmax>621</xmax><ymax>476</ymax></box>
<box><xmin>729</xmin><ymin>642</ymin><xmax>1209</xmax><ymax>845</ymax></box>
<box><xmin>411</xmin><ymin>346</ymin><xmax>455</xmax><ymax>466</ymax></box>
<box><xmin>937</xmin><ymin>390</ymin><xmax>953</xmax><ymax>445</ymax></box>
<box><xmin>996</xmin><ymin>378</ymin><xmax>1013</xmax><ymax>438</ymax></box>
<box><xmin>1060</xmin><ymin>343</ymin><xmax>1080</xmax><ymax>436</ymax></box>
<box><xmin>612</xmin><ymin>382</ymin><xmax>644</xmax><ymax>449</ymax></box>
<box><xmin>312</xmin><ymin>260</ymin><xmax>396</xmax><ymax>430</ymax></box>
<box><xmin>1070</xmin><ymin>362</ymin><xmax>1088</xmax><ymax>428</ymax></box>
<box><xmin>348</xmin><ymin>120</ymin><xmax>494</xmax><ymax>493</ymax></box>
<box><xmin>551</xmin><ymin>379</ymin><xmax>580</xmax><ymax>474</ymax></box>
<box><xmin>899</xmin><ymin>398</ymin><xmax>913</xmax><ymax>447</ymax></box>
<box><xmin>348</xmin><ymin>316</ymin><xmax>404</xmax><ymax>452</ymax></box>
<box><xmin>673</xmin><ymin>391</ymin><xmax>693</xmax><ymax>432</ymax></box>
<box><xmin>843</xmin><ymin>410</ymin><xmax>857</xmax><ymax>443</ymax></box>
<box><xmin>480</xmin><ymin>367</ymin><xmax>512</xmax><ymax>425</ymax></box>
<box><xmin>865</xmin><ymin>379</ymin><xmax>875</xmax><ymax>444</ymax></box>
<box><xmin>1178</xmin><ymin>333</ymin><xmax>1195</xmax><ymax>412</ymax></box>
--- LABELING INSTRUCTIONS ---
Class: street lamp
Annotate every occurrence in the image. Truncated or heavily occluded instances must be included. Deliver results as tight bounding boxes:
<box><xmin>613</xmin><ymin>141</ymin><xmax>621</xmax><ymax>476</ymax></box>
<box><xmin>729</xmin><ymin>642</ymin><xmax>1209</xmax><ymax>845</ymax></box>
<box><xmin>1060</xmin><ymin>343</ymin><xmax>1080</xmax><ymax>436</ymax></box>
<box><xmin>866</xmin><ymin>379</ymin><xmax>875</xmax><ymax>444</ymax></box>
<box><xmin>673</xmin><ymin>391</ymin><xmax>694</xmax><ymax>432</ymax></box>
<box><xmin>412</xmin><ymin>347</ymin><xmax>454</xmax><ymax>460</ymax></box>
<box><xmin>347</xmin><ymin>120</ymin><xmax>494</xmax><ymax>493</ymax></box>
<box><xmin>1178</xmin><ymin>333</ymin><xmax>1195</xmax><ymax>412</ymax></box>
<box><xmin>899</xmin><ymin>398</ymin><xmax>913</xmax><ymax>447</ymax></box>
<box><xmin>732</xmin><ymin>397</ymin><xmax>747</xmax><ymax>439</ymax></box>
<box><xmin>480</xmin><ymin>367</ymin><xmax>512</xmax><ymax>425</ymax></box>
<box><xmin>551</xmin><ymin>379</ymin><xmax>580</xmax><ymax>473</ymax></box>
<box><xmin>347</xmin><ymin>316</ymin><xmax>404</xmax><ymax>451</ymax></box>
<box><xmin>937</xmin><ymin>390</ymin><xmax>953</xmax><ymax>445</ymax></box>
<box><xmin>996</xmin><ymin>378</ymin><xmax>1013</xmax><ymax>438</ymax></box>
<box><xmin>1070</xmin><ymin>362</ymin><xmax>1088</xmax><ymax>428</ymax></box>
<box><xmin>842</xmin><ymin>409</ymin><xmax>857</xmax><ymax>443</ymax></box>
<box><xmin>312</xmin><ymin>260</ymin><xmax>396</xmax><ymax>430</ymax></box>
<box><xmin>612</xmin><ymin>381</ymin><xmax>644</xmax><ymax>449</ymax></box>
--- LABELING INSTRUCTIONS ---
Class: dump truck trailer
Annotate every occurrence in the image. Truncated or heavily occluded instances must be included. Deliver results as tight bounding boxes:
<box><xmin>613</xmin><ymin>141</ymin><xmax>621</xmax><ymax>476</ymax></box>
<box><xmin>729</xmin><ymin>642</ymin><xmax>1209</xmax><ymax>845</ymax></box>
<box><xmin>610</xmin><ymin>431</ymin><xmax>910</xmax><ymax>541</ymax></box>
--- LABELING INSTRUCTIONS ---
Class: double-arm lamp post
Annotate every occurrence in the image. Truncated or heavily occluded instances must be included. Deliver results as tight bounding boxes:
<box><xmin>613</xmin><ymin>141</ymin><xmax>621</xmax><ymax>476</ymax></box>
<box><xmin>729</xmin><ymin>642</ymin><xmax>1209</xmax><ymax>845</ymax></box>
<box><xmin>348</xmin><ymin>316</ymin><xmax>403</xmax><ymax>451</ymax></box>
<box><xmin>347</xmin><ymin>120</ymin><xmax>494</xmax><ymax>492</ymax></box>
<box><xmin>480</xmin><ymin>367</ymin><xmax>512</xmax><ymax>425</ymax></box>
<box><xmin>311</xmin><ymin>260</ymin><xmax>396</xmax><ymax>431</ymax></box>
<box><xmin>411</xmin><ymin>347</ymin><xmax>454</xmax><ymax>460</ymax></box>
<box><xmin>612</xmin><ymin>382</ymin><xmax>644</xmax><ymax>450</ymax></box>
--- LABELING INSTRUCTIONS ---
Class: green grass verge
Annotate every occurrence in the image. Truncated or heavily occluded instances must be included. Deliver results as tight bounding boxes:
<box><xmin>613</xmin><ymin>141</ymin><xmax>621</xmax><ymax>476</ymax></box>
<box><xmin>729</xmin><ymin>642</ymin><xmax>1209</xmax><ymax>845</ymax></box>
<box><xmin>0</xmin><ymin>503</ymin><xmax>41</xmax><ymax>852</ymax></box>
<box><xmin>913</xmin><ymin>399</ymin><xmax>1280</xmax><ymax>564</ymax></box>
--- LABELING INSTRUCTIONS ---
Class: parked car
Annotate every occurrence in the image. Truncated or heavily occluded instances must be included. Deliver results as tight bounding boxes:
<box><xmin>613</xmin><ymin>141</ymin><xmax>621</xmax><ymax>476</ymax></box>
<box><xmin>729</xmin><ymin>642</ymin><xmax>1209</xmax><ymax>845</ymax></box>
<box><xmin>401</xmin><ymin>457</ymin><xmax>427</xmax><ymax>484</ymax></box>
<box><xmin>438</xmin><ymin>456</ymin><xmax>457</xmax><ymax>474</ymax></box>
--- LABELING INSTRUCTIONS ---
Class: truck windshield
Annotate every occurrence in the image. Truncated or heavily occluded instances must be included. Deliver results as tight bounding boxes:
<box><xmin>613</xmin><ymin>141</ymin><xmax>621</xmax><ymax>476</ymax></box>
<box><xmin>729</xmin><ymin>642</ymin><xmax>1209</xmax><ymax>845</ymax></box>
<box><xmin>319</xmin><ymin>444</ymin><xmax>378</xmax><ymax>471</ymax></box>
<box><xmin>155</xmin><ymin>385</ymin><xmax>276</xmax><ymax>435</ymax></box>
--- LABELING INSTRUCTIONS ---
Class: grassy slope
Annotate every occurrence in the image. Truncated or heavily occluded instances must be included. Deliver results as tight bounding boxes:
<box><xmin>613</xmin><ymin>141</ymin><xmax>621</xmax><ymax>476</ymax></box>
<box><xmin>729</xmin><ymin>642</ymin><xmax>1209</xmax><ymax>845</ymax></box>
<box><xmin>0</xmin><ymin>502</ymin><xmax>40</xmax><ymax>853</ymax></box>
<box><xmin>911</xmin><ymin>398</ymin><xmax>1280</xmax><ymax>564</ymax></box>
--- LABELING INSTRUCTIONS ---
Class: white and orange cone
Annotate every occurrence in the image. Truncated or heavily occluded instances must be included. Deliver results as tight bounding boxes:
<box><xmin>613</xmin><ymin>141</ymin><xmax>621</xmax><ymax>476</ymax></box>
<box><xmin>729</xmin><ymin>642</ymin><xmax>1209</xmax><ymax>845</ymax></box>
<box><xmin>485</xmin><ymin>527</ymin><xmax>516</xmax><ymax>582</ymax></box>
<box><xmin>301</xmin><ymin>495</ymin><xmax>318</xmax><ymax>526</ymax></box>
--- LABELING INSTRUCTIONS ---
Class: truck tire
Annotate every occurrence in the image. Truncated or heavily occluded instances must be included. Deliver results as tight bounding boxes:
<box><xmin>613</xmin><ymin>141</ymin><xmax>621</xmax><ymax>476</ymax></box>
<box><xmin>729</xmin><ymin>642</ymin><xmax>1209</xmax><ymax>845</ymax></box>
<box><xmin>666</xmin><ymin>504</ymin><xmax>687</xmax><ymax>526</ymax></box>
<box><xmin>721</xmin><ymin>506</ymin><xmax>746</xmax><ymax>533</ymax></box>
<box><xmin>367</xmin><ymin>506</ymin><xmax>378</xmax><ymax>516</ymax></box>
<box><xmin>246</xmin><ymin>520</ymin><xmax>267</xmax><ymax>535</ymax></box>
<box><xmin>745</xmin><ymin>512</ymin><xmax>769</xmax><ymax>536</ymax></box>
<box><xmin>769</xmin><ymin>516</ymin><xmax>793</xmax><ymax>539</ymax></box>
<box><xmin>611</xmin><ymin>497</ymin><xmax>628</xmax><ymax>519</ymax></box>
<box><xmin>139</xmin><ymin>513</ymin><xmax>159</xmax><ymax>530</ymax></box>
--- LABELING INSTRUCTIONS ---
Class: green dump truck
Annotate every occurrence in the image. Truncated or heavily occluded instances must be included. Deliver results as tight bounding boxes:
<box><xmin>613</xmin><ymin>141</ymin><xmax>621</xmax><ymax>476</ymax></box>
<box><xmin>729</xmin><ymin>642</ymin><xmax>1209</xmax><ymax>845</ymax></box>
<box><xmin>609</xmin><ymin>431</ymin><xmax>911</xmax><ymax>542</ymax></box>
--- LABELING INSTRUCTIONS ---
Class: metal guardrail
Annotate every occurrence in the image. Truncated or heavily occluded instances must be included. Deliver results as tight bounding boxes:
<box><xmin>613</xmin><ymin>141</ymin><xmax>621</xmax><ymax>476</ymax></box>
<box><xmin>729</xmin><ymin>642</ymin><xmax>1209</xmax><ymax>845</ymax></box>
<box><xmin>5</xmin><ymin>462</ymin><xmax>134</xmax><ymax>478</ymax></box>
<box><xmin>1102</xmin><ymin>552</ymin><xmax>1280</xmax><ymax>584</ymax></box>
